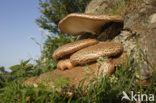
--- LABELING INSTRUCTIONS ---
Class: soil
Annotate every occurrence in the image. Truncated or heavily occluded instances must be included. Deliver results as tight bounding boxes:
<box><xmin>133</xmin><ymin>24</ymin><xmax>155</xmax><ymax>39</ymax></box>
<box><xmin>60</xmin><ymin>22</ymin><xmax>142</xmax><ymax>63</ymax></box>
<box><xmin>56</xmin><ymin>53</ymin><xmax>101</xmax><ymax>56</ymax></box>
<box><xmin>24</xmin><ymin>62</ymin><xmax>99</xmax><ymax>87</ymax></box>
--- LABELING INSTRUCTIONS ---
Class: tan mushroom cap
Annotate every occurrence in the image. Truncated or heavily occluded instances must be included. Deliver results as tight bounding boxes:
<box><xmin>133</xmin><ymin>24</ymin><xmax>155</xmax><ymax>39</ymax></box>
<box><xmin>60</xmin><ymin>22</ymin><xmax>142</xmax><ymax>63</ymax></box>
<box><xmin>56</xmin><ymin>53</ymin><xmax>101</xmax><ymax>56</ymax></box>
<box><xmin>70</xmin><ymin>42</ymin><xmax>123</xmax><ymax>65</ymax></box>
<box><xmin>57</xmin><ymin>59</ymin><xmax>73</xmax><ymax>70</ymax></box>
<box><xmin>52</xmin><ymin>38</ymin><xmax>99</xmax><ymax>60</ymax></box>
<box><xmin>58</xmin><ymin>13</ymin><xmax>123</xmax><ymax>35</ymax></box>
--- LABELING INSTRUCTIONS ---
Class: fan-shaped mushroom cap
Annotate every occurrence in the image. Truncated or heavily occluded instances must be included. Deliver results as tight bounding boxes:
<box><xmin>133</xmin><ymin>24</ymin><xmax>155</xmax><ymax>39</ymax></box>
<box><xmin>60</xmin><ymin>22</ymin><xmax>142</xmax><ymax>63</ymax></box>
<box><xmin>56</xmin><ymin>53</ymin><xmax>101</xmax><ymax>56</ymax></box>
<box><xmin>58</xmin><ymin>13</ymin><xmax>123</xmax><ymax>35</ymax></box>
<box><xmin>52</xmin><ymin>39</ymin><xmax>99</xmax><ymax>60</ymax></box>
<box><xmin>57</xmin><ymin>59</ymin><xmax>73</xmax><ymax>70</ymax></box>
<box><xmin>70</xmin><ymin>42</ymin><xmax>123</xmax><ymax>65</ymax></box>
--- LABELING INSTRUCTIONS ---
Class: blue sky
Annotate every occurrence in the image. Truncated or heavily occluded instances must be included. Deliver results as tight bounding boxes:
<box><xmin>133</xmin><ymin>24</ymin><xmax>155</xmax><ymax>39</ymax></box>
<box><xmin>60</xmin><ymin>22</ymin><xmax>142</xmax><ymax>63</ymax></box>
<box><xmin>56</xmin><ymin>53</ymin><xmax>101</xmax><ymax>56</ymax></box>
<box><xmin>0</xmin><ymin>0</ymin><xmax>44</xmax><ymax>70</ymax></box>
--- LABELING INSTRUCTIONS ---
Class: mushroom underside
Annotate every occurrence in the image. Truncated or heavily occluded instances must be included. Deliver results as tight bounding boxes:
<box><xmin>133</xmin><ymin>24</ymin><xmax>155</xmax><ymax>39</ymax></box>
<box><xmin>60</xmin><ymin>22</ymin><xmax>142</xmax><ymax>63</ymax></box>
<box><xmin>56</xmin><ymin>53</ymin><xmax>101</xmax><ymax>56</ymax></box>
<box><xmin>58</xmin><ymin>13</ymin><xmax>123</xmax><ymax>35</ymax></box>
<box><xmin>60</xmin><ymin>17</ymin><xmax>109</xmax><ymax>35</ymax></box>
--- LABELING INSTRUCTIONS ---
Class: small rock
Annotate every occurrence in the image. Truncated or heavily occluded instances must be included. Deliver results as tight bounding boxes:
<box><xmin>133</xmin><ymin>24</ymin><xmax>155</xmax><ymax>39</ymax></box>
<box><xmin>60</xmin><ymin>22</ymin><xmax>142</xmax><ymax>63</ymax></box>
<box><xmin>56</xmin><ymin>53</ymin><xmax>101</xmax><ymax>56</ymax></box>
<box><xmin>149</xmin><ymin>13</ymin><xmax>156</xmax><ymax>24</ymax></box>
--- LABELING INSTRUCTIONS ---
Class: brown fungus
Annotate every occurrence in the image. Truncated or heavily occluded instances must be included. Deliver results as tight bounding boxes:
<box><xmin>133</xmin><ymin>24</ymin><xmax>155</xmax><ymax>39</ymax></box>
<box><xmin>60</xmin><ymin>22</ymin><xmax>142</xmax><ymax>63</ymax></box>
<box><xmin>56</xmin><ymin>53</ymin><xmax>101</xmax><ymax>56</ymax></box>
<box><xmin>58</xmin><ymin>13</ymin><xmax>123</xmax><ymax>35</ymax></box>
<box><xmin>70</xmin><ymin>42</ymin><xmax>123</xmax><ymax>65</ymax></box>
<box><xmin>57</xmin><ymin>59</ymin><xmax>73</xmax><ymax>70</ymax></box>
<box><xmin>52</xmin><ymin>38</ymin><xmax>98</xmax><ymax>60</ymax></box>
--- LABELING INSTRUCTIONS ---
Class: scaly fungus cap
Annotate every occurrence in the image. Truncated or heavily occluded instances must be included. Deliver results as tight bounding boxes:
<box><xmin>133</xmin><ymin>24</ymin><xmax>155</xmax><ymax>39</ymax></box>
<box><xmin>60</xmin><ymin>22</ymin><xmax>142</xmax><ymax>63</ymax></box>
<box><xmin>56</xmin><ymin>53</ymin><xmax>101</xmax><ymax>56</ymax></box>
<box><xmin>52</xmin><ymin>38</ymin><xmax>99</xmax><ymax>60</ymax></box>
<box><xmin>70</xmin><ymin>42</ymin><xmax>123</xmax><ymax>65</ymax></box>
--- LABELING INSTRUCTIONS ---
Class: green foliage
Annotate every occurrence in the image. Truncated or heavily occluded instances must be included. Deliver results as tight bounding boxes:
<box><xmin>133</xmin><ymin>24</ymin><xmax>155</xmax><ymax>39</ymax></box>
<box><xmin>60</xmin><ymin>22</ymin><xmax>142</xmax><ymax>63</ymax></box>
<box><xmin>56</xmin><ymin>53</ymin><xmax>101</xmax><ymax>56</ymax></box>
<box><xmin>0</xmin><ymin>55</ymin><xmax>155</xmax><ymax>103</ymax></box>
<box><xmin>0</xmin><ymin>66</ymin><xmax>7</xmax><ymax>74</ymax></box>
<box><xmin>0</xmin><ymin>80</ymin><xmax>66</xmax><ymax>103</ymax></box>
<box><xmin>42</xmin><ymin>33</ymin><xmax>76</xmax><ymax>60</ymax></box>
<box><xmin>1</xmin><ymin>0</ymin><xmax>155</xmax><ymax>102</ymax></box>
<box><xmin>9</xmin><ymin>59</ymin><xmax>33</xmax><ymax>79</ymax></box>
<box><xmin>1</xmin><ymin>33</ymin><xmax>153</xmax><ymax>103</ymax></box>
<box><xmin>31</xmin><ymin>33</ymin><xmax>76</xmax><ymax>75</ymax></box>
<box><xmin>36</xmin><ymin>0</ymin><xmax>91</xmax><ymax>34</ymax></box>
<box><xmin>34</xmin><ymin>0</ymin><xmax>89</xmax><ymax>74</ymax></box>
<box><xmin>10</xmin><ymin>59</ymin><xmax>33</xmax><ymax>71</ymax></box>
<box><xmin>0</xmin><ymin>61</ymin><xmax>34</xmax><ymax>88</ymax></box>
<box><xmin>0</xmin><ymin>67</ymin><xmax>12</xmax><ymax>88</ymax></box>
<box><xmin>53</xmin><ymin>75</ymin><xmax>70</xmax><ymax>88</ymax></box>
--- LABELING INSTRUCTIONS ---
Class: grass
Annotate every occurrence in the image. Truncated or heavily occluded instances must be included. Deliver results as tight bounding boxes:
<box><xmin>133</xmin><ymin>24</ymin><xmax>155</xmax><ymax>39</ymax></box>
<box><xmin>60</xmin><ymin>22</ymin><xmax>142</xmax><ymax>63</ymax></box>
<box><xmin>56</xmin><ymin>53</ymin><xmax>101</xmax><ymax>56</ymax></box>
<box><xmin>0</xmin><ymin>45</ymin><xmax>155</xmax><ymax>103</ymax></box>
<box><xmin>1</xmin><ymin>0</ymin><xmax>154</xmax><ymax>102</ymax></box>
<box><xmin>0</xmin><ymin>32</ymin><xmax>155</xmax><ymax>103</ymax></box>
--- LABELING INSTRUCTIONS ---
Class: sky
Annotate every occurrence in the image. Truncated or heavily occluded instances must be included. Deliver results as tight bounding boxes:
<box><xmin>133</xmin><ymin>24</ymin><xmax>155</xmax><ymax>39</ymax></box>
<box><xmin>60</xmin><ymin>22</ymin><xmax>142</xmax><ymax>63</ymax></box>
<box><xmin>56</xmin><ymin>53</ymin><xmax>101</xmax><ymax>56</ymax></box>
<box><xmin>0</xmin><ymin>0</ymin><xmax>45</xmax><ymax>70</ymax></box>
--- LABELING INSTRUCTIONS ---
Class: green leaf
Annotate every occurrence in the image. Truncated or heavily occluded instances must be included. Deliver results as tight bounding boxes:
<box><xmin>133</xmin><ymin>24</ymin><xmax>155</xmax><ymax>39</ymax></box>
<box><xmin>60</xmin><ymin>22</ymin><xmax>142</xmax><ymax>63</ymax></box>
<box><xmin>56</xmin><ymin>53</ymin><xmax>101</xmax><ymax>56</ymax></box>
<box><xmin>21</xmin><ymin>59</ymin><xmax>31</xmax><ymax>66</ymax></box>
<box><xmin>9</xmin><ymin>65</ymin><xmax>22</xmax><ymax>71</ymax></box>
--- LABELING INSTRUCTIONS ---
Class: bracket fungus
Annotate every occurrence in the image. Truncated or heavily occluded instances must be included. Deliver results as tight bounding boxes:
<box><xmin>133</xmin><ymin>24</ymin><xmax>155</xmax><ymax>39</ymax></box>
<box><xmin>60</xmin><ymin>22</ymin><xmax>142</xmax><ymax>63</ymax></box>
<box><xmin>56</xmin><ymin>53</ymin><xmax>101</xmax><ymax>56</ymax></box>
<box><xmin>23</xmin><ymin>12</ymin><xmax>131</xmax><ymax>99</ymax></box>
<box><xmin>57</xmin><ymin>59</ymin><xmax>73</xmax><ymax>70</ymax></box>
<box><xmin>58</xmin><ymin>13</ymin><xmax>123</xmax><ymax>35</ymax></box>
<box><xmin>70</xmin><ymin>42</ymin><xmax>123</xmax><ymax>65</ymax></box>
<box><xmin>52</xmin><ymin>38</ymin><xmax>98</xmax><ymax>60</ymax></box>
<box><xmin>23</xmin><ymin>53</ymin><xmax>128</xmax><ymax>90</ymax></box>
<box><xmin>52</xmin><ymin>38</ymin><xmax>98</xmax><ymax>70</ymax></box>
